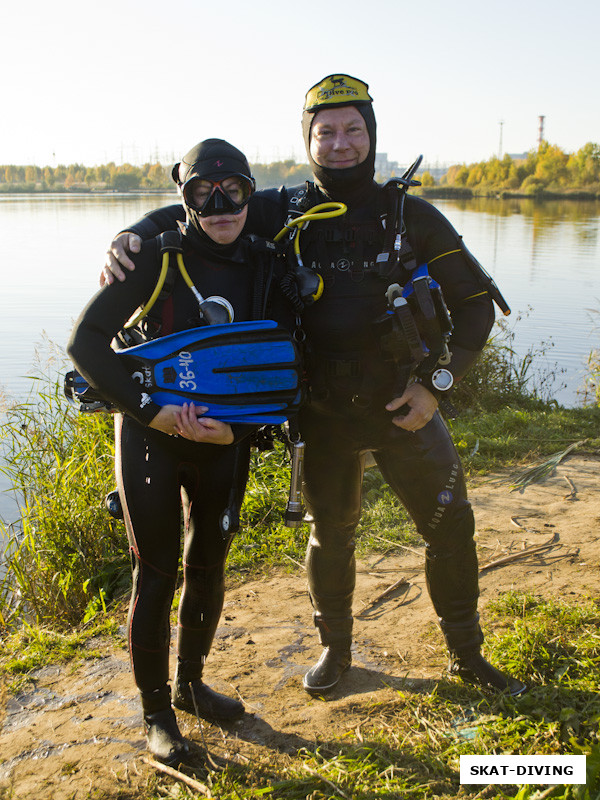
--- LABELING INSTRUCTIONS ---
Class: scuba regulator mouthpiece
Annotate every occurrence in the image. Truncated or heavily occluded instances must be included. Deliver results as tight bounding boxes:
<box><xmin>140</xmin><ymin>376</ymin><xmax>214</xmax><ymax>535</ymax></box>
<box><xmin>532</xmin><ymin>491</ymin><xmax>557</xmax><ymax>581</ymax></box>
<box><xmin>275</xmin><ymin>202</ymin><xmax>347</xmax><ymax>308</ymax></box>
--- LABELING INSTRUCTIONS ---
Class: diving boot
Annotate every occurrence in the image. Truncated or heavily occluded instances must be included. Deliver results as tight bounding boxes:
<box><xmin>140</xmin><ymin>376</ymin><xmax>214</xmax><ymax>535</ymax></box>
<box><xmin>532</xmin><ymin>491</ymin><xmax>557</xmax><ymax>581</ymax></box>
<box><xmin>449</xmin><ymin>651</ymin><xmax>528</xmax><ymax>697</ymax></box>
<box><xmin>303</xmin><ymin>645</ymin><xmax>352</xmax><ymax>694</ymax></box>
<box><xmin>303</xmin><ymin>615</ymin><xmax>353</xmax><ymax>695</ymax></box>
<box><xmin>141</xmin><ymin>687</ymin><xmax>189</xmax><ymax>766</ymax></box>
<box><xmin>172</xmin><ymin>659</ymin><xmax>244</xmax><ymax>721</ymax></box>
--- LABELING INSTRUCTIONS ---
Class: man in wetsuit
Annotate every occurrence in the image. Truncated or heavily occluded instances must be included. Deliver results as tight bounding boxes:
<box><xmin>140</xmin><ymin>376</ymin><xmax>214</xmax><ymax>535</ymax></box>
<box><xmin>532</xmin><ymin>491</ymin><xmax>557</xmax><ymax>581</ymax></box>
<box><xmin>104</xmin><ymin>75</ymin><xmax>526</xmax><ymax>697</ymax></box>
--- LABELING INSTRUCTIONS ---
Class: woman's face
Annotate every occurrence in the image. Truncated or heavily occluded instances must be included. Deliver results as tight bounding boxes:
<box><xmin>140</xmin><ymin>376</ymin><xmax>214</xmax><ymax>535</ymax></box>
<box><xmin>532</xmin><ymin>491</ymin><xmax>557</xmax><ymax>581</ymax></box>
<box><xmin>197</xmin><ymin>206</ymin><xmax>248</xmax><ymax>244</ymax></box>
<box><xmin>189</xmin><ymin>176</ymin><xmax>249</xmax><ymax>244</ymax></box>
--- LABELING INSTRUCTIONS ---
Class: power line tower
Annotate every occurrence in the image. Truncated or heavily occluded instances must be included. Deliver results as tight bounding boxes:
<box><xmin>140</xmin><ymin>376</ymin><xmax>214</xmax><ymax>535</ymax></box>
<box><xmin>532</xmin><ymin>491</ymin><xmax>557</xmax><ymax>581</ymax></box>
<box><xmin>498</xmin><ymin>120</ymin><xmax>504</xmax><ymax>158</ymax></box>
<box><xmin>538</xmin><ymin>115</ymin><xmax>545</xmax><ymax>150</ymax></box>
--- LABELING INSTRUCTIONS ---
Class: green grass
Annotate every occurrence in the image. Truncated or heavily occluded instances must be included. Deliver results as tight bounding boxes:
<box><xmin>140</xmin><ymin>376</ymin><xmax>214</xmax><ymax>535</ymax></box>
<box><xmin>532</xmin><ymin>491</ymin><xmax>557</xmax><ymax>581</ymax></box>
<box><xmin>1</xmin><ymin>616</ymin><xmax>122</xmax><ymax>690</ymax></box>
<box><xmin>0</xmin><ymin>375</ymin><xmax>129</xmax><ymax>629</ymax></box>
<box><xmin>449</xmin><ymin>405</ymin><xmax>600</xmax><ymax>475</ymax></box>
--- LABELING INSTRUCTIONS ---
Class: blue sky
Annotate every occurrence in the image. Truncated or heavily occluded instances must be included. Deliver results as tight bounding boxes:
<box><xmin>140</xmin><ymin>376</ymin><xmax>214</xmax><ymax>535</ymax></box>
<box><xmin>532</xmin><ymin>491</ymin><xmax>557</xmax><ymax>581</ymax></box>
<box><xmin>2</xmin><ymin>0</ymin><xmax>598</xmax><ymax>169</ymax></box>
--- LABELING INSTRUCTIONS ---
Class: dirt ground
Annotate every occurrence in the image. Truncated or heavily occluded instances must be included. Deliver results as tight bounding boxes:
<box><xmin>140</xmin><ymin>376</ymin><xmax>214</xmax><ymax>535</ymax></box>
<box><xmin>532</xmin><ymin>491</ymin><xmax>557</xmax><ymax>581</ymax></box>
<box><xmin>1</xmin><ymin>455</ymin><xmax>599</xmax><ymax>799</ymax></box>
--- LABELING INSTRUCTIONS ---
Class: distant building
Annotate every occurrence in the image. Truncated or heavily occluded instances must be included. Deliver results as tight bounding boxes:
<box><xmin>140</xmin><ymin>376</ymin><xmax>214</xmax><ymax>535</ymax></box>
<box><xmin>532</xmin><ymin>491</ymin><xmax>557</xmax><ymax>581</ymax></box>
<box><xmin>377</xmin><ymin>153</ymin><xmax>449</xmax><ymax>182</ymax></box>
<box><xmin>375</xmin><ymin>152</ymin><xmax>400</xmax><ymax>179</ymax></box>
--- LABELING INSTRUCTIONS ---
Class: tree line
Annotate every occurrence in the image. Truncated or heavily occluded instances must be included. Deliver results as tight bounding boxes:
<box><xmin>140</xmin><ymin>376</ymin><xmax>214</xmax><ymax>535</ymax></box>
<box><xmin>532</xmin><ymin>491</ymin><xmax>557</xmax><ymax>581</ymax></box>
<box><xmin>428</xmin><ymin>141</ymin><xmax>600</xmax><ymax>197</ymax></box>
<box><xmin>1</xmin><ymin>142</ymin><xmax>599</xmax><ymax>196</ymax></box>
<box><xmin>0</xmin><ymin>159</ymin><xmax>312</xmax><ymax>193</ymax></box>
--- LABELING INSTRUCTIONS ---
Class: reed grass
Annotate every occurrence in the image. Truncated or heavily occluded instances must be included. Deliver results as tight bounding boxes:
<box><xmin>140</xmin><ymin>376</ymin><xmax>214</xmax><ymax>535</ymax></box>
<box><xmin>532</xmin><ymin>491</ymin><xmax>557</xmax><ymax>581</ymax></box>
<box><xmin>0</xmin><ymin>373</ymin><xmax>128</xmax><ymax>628</ymax></box>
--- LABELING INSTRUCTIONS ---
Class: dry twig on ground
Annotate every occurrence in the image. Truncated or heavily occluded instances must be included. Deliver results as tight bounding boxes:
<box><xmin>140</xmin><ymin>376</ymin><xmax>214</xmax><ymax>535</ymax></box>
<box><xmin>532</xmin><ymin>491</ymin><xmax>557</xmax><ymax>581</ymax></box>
<box><xmin>357</xmin><ymin>577</ymin><xmax>410</xmax><ymax>616</ymax></box>
<box><xmin>141</xmin><ymin>757</ymin><xmax>212</xmax><ymax>796</ymax></box>
<box><xmin>478</xmin><ymin>532</ymin><xmax>559</xmax><ymax>572</ymax></box>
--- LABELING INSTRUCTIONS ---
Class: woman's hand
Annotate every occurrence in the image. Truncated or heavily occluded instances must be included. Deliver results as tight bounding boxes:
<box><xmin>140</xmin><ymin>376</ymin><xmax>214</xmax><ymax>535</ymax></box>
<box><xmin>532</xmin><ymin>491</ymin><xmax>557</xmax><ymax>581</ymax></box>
<box><xmin>175</xmin><ymin>402</ymin><xmax>234</xmax><ymax>444</ymax></box>
<box><xmin>386</xmin><ymin>383</ymin><xmax>438</xmax><ymax>431</ymax></box>
<box><xmin>148</xmin><ymin>405</ymin><xmax>192</xmax><ymax>436</ymax></box>
<box><xmin>149</xmin><ymin>403</ymin><xmax>234</xmax><ymax>443</ymax></box>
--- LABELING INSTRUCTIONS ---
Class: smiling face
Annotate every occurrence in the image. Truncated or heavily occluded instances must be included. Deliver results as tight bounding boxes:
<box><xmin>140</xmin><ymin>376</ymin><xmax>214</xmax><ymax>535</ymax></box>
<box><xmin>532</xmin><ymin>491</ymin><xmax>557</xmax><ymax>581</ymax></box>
<box><xmin>197</xmin><ymin>205</ymin><xmax>248</xmax><ymax>244</ymax></box>
<box><xmin>309</xmin><ymin>106</ymin><xmax>371</xmax><ymax>170</ymax></box>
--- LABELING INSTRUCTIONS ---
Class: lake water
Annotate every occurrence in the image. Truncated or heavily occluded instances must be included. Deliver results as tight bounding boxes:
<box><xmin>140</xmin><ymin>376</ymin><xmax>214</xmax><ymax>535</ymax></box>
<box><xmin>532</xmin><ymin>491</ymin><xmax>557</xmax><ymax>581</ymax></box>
<box><xmin>1</xmin><ymin>193</ymin><xmax>600</xmax><ymax>526</ymax></box>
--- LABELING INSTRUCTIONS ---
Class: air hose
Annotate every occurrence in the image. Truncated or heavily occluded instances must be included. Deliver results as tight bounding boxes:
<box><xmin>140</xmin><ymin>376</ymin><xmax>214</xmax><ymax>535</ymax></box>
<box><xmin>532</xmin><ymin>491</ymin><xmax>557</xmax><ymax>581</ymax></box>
<box><xmin>275</xmin><ymin>202</ymin><xmax>347</xmax><ymax>304</ymax></box>
<box><xmin>124</xmin><ymin>251</ymin><xmax>170</xmax><ymax>328</ymax></box>
<box><xmin>125</xmin><ymin>252</ymin><xmax>233</xmax><ymax>329</ymax></box>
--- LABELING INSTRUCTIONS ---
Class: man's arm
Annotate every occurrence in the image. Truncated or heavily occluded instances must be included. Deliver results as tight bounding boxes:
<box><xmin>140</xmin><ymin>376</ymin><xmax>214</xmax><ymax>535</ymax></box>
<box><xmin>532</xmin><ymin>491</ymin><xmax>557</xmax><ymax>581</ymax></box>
<box><xmin>103</xmin><ymin>187</ymin><xmax>290</xmax><ymax>284</ymax></box>
<box><xmin>387</xmin><ymin>196</ymin><xmax>496</xmax><ymax>430</ymax></box>
<box><xmin>103</xmin><ymin>204</ymin><xmax>185</xmax><ymax>284</ymax></box>
<box><xmin>408</xmin><ymin>196</ymin><xmax>496</xmax><ymax>381</ymax></box>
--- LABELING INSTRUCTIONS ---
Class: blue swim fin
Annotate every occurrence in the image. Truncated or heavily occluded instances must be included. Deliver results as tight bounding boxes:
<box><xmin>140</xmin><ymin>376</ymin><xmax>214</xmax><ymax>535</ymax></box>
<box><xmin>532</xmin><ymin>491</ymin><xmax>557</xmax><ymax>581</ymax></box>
<box><xmin>66</xmin><ymin>320</ymin><xmax>302</xmax><ymax>422</ymax></box>
<box><xmin>119</xmin><ymin>320</ymin><xmax>301</xmax><ymax>409</ymax></box>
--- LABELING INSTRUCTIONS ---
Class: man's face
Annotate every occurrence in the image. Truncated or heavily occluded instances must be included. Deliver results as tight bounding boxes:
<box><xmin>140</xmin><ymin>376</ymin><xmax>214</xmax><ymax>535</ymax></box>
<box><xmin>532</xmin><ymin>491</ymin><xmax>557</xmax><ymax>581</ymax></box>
<box><xmin>309</xmin><ymin>106</ymin><xmax>370</xmax><ymax>169</ymax></box>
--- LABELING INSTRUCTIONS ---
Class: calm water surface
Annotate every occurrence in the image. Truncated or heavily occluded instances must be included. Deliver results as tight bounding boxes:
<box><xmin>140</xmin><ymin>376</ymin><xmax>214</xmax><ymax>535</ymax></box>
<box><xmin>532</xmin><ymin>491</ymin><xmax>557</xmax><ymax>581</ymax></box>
<box><xmin>1</xmin><ymin>193</ymin><xmax>599</xmax><ymax>524</ymax></box>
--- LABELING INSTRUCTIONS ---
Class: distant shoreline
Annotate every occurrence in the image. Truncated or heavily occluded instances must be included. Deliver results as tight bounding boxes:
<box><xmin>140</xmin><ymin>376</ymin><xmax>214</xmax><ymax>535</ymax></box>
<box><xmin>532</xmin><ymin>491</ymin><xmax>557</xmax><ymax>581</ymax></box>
<box><xmin>0</xmin><ymin>188</ymin><xmax>178</xmax><ymax>196</ymax></box>
<box><xmin>2</xmin><ymin>187</ymin><xmax>600</xmax><ymax>201</ymax></box>
<box><xmin>416</xmin><ymin>187</ymin><xmax>600</xmax><ymax>201</ymax></box>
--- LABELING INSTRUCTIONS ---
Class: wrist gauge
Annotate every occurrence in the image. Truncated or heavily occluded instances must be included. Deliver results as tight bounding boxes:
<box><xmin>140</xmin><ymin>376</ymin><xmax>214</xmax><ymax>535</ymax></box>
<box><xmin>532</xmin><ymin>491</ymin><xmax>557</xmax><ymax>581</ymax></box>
<box><xmin>431</xmin><ymin>368</ymin><xmax>454</xmax><ymax>392</ymax></box>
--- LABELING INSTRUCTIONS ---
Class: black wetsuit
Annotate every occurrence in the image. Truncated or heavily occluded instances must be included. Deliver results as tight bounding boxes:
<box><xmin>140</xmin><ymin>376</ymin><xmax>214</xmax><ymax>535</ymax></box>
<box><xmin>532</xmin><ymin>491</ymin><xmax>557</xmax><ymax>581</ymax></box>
<box><xmin>68</xmin><ymin>229</ymin><xmax>286</xmax><ymax>692</ymax></box>
<box><xmin>123</xmin><ymin>184</ymin><xmax>494</xmax><ymax>656</ymax></box>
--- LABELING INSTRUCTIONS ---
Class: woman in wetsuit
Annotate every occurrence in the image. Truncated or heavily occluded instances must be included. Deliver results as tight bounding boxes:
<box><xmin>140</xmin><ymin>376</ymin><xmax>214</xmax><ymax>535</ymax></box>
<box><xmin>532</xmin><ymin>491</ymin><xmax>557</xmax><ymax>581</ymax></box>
<box><xmin>68</xmin><ymin>139</ymin><xmax>287</xmax><ymax>766</ymax></box>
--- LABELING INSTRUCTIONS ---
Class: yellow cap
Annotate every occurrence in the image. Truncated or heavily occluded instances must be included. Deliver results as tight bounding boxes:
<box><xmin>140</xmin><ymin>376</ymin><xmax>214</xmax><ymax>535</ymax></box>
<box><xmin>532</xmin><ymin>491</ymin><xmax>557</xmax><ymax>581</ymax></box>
<box><xmin>304</xmin><ymin>74</ymin><xmax>373</xmax><ymax>112</ymax></box>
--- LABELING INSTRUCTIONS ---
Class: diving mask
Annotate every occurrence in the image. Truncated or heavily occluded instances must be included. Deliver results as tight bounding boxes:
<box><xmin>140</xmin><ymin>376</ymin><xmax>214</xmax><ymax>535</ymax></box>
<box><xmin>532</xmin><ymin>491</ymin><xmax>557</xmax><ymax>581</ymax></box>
<box><xmin>182</xmin><ymin>174</ymin><xmax>256</xmax><ymax>217</ymax></box>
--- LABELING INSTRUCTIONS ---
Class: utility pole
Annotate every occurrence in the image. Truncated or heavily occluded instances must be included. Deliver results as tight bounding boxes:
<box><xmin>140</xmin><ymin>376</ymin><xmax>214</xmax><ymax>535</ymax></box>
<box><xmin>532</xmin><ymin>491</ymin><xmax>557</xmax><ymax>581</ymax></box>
<box><xmin>498</xmin><ymin>120</ymin><xmax>504</xmax><ymax>158</ymax></box>
<box><xmin>538</xmin><ymin>115</ymin><xmax>545</xmax><ymax>150</ymax></box>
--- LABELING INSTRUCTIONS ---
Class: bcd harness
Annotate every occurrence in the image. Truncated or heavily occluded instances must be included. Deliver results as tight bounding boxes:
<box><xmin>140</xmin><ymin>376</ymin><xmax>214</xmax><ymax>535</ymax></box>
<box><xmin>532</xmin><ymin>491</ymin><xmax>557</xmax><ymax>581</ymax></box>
<box><xmin>117</xmin><ymin>228</ymin><xmax>276</xmax><ymax>348</ymax></box>
<box><xmin>278</xmin><ymin>156</ymin><xmax>511</xmax><ymax>405</ymax></box>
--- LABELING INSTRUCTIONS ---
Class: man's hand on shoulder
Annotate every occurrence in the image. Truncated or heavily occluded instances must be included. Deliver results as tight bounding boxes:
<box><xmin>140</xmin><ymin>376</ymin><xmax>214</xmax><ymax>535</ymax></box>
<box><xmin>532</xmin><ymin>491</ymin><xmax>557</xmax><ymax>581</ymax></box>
<box><xmin>100</xmin><ymin>233</ymin><xmax>142</xmax><ymax>286</ymax></box>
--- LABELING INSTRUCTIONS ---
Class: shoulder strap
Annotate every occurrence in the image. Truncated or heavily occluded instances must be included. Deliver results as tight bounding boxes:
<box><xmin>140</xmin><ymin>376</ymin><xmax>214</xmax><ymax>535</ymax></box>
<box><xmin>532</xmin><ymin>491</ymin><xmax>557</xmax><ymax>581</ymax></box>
<box><xmin>374</xmin><ymin>157</ymin><xmax>423</xmax><ymax>281</ymax></box>
<box><xmin>242</xmin><ymin>235</ymin><xmax>281</xmax><ymax>321</ymax></box>
<box><xmin>116</xmin><ymin>231</ymin><xmax>183</xmax><ymax>347</ymax></box>
<box><xmin>286</xmin><ymin>181</ymin><xmax>320</xmax><ymax>215</ymax></box>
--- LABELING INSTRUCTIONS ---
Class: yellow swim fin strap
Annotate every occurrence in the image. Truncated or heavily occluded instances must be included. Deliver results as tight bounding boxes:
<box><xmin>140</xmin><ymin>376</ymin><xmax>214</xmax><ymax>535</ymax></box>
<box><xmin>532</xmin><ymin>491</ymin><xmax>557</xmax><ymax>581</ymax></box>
<box><xmin>124</xmin><ymin>251</ymin><xmax>171</xmax><ymax>329</ymax></box>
